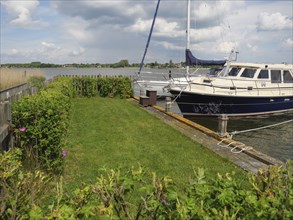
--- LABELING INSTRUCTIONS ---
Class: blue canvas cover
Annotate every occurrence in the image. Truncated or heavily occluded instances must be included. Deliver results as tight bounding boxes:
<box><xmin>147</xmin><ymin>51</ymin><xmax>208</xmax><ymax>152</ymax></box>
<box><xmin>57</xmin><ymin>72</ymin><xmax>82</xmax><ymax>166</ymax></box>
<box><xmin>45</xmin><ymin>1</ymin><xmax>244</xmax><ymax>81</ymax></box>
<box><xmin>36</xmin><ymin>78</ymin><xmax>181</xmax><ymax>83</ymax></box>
<box><xmin>186</xmin><ymin>49</ymin><xmax>226</xmax><ymax>66</ymax></box>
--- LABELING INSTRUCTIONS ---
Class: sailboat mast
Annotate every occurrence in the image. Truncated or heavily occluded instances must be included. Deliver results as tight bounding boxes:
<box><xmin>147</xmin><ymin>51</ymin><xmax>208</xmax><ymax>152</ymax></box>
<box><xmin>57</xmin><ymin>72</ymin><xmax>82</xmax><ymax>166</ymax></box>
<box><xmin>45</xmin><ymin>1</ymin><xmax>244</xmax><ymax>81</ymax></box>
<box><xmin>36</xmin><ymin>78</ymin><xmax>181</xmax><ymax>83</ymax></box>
<box><xmin>138</xmin><ymin>0</ymin><xmax>161</xmax><ymax>74</ymax></box>
<box><xmin>186</xmin><ymin>0</ymin><xmax>191</xmax><ymax>75</ymax></box>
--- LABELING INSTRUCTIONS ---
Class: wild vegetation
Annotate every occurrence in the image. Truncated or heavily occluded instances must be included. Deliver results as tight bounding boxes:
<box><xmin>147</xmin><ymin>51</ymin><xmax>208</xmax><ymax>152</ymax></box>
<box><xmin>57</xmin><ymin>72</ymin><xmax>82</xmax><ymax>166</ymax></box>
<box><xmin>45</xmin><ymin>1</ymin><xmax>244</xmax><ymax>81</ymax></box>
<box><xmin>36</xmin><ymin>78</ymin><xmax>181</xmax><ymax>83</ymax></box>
<box><xmin>0</xmin><ymin>68</ymin><xmax>45</xmax><ymax>90</ymax></box>
<box><xmin>1</xmin><ymin>77</ymin><xmax>291</xmax><ymax>219</ymax></box>
<box><xmin>1</xmin><ymin>148</ymin><xmax>292</xmax><ymax>219</ymax></box>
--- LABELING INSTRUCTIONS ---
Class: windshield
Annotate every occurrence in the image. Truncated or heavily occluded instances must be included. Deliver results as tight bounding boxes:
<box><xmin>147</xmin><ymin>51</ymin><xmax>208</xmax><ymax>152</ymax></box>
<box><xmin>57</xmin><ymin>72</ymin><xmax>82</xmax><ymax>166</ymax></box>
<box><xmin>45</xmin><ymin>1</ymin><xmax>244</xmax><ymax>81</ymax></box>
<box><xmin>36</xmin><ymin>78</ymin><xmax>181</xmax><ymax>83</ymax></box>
<box><xmin>218</xmin><ymin>66</ymin><xmax>237</xmax><ymax>76</ymax></box>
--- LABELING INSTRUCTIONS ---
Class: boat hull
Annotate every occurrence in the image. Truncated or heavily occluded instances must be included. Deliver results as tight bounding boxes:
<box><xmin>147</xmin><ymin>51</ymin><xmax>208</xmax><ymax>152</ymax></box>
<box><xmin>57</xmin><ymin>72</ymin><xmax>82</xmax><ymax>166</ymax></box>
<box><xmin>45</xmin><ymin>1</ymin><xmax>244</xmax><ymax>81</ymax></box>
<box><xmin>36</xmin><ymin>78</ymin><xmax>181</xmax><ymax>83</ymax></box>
<box><xmin>136</xmin><ymin>80</ymin><xmax>170</xmax><ymax>96</ymax></box>
<box><xmin>170</xmin><ymin>90</ymin><xmax>293</xmax><ymax>116</ymax></box>
<box><xmin>136</xmin><ymin>78</ymin><xmax>189</xmax><ymax>96</ymax></box>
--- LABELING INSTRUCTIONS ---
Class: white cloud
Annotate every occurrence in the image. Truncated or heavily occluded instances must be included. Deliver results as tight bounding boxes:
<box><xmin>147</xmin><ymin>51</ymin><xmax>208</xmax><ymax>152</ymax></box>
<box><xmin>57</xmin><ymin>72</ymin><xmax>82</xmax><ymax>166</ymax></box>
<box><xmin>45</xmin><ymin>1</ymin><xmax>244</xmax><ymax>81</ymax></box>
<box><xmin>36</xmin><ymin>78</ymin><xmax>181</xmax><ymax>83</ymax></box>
<box><xmin>127</xmin><ymin>17</ymin><xmax>182</xmax><ymax>38</ymax></box>
<box><xmin>1</xmin><ymin>0</ymin><xmax>46</xmax><ymax>28</ymax></box>
<box><xmin>41</xmin><ymin>42</ymin><xmax>60</xmax><ymax>51</ymax></box>
<box><xmin>70</xmin><ymin>47</ymin><xmax>85</xmax><ymax>56</ymax></box>
<box><xmin>1</xmin><ymin>0</ymin><xmax>292</xmax><ymax>64</ymax></box>
<box><xmin>156</xmin><ymin>41</ymin><xmax>183</xmax><ymax>51</ymax></box>
<box><xmin>51</xmin><ymin>0</ymin><xmax>147</xmax><ymax>26</ymax></box>
<box><xmin>246</xmin><ymin>43</ymin><xmax>258</xmax><ymax>52</ymax></box>
<box><xmin>126</xmin><ymin>18</ymin><xmax>151</xmax><ymax>33</ymax></box>
<box><xmin>282</xmin><ymin>38</ymin><xmax>293</xmax><ymax>48</ymax></box>
<box><xmin>2</xmin><ymin>42</ymin><xmax>87</xmax><ymax>63</ymax></box>
<box><xmin>193</xmin><ymin>0</ymin><xmax>245</xmax><ymax>27</ymax></box>
<box><xmin>61</xmin><ymin>17</ymin><xmax>95</xmax><ymax>44</ymax></box>
<box><xmin>218</xmin><ymin>42</ymin><xmax>239</xmax><ymax>54</ymax></box>
<box><xmin>257</xmin><ymin>12</ymin><xmax>292</xmax><ymax>31</ymax></box>
<box><xmin>190</xmin><ymin>26</ymin><xmax>223</xmax><ymax>43</ymax></box>
<box><xmin>154</xmin><ymin>19</ymin><xmax>182</xmax><ymax>38</ymax></box>
<box><xmin>9</xmin><ymin>49</ymin><xmax>19</xmax><ymax>55</ymax></box>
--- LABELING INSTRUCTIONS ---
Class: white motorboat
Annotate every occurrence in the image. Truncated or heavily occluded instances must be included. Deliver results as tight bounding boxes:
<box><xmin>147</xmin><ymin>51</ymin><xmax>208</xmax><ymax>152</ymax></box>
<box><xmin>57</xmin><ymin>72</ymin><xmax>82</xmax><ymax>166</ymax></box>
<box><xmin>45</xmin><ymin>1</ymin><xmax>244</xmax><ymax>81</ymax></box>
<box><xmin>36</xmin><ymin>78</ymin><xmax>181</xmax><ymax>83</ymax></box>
<box><xmin>170</xmin><ymin>62</ymin><xmax>293</xmax><ymax>116</ymax></box>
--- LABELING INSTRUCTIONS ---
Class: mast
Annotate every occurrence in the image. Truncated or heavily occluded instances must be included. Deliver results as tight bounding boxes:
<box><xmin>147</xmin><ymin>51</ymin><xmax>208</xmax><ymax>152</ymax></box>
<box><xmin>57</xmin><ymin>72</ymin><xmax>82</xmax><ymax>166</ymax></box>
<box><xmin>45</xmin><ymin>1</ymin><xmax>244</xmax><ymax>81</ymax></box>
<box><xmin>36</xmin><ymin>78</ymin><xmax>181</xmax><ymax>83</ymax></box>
<box><xmin>139</xmin><ymin>0</ymin><xmax>161</xmax><ymax>74</ymax></box>
<box><xmin>186</xmin><ymin>0</ymin><xmax>191</xmax><ymax>75</ymax></box>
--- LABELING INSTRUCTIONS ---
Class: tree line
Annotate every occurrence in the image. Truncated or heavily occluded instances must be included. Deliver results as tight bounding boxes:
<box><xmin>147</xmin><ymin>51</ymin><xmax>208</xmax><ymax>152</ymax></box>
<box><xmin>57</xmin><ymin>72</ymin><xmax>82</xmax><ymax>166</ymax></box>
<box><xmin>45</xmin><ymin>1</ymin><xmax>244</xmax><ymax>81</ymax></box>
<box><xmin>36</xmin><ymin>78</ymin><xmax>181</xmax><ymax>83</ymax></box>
<box><xmin>1</xmin><ymin>59</ymin><xmax>183</xmax><ymax>69</ymax></box>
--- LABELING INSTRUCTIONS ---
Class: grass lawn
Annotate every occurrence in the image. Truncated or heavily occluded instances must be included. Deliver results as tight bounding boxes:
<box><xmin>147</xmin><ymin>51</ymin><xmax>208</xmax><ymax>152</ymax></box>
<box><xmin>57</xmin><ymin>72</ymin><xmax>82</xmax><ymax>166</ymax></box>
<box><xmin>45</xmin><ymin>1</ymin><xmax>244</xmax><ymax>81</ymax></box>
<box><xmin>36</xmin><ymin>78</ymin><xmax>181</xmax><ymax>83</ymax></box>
<box><xmin>64</xmin><ymin>97</ymin><xmax>247</xmax><ymax>190</ymax></box>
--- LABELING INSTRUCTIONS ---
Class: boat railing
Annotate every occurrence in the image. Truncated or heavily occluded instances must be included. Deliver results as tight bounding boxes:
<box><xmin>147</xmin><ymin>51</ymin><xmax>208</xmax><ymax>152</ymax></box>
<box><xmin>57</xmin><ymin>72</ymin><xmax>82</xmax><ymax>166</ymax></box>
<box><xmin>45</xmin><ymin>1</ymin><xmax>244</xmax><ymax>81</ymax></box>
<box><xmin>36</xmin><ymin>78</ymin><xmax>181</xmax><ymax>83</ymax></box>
<box><xmin>208</xmin><ymin>78</ymin><xmax>285</xmax><ymax>96</ymax></box>
<box><xmin>277</xmin><ymin>83</ymin><xmax>281</xmax><ymax>95</ymax></box>
<box><xmin>254</xmin><ymin>81</ymin><xmax>260</xmax><ymax>96</ymax></box>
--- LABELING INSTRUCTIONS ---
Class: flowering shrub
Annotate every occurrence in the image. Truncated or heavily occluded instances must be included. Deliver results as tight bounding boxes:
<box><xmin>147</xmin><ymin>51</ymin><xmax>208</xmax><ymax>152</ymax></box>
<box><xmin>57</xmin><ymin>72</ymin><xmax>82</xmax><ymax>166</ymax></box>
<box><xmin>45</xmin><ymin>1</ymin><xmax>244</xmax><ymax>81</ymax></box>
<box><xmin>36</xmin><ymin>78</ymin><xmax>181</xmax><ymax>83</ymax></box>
<box><xmin>12</xmin><ymin>76</ymin><xmax>132</xmax><ymax>173</ymax></box>
<box><xmin>12</xmin><ymin>78</ymin><xmax>73</xmax><ymax>173</ymax></box>
<box><xmin>0</xmin><ymin>149</ymin><xmax>50</xmax><ymax>219</ymax></box>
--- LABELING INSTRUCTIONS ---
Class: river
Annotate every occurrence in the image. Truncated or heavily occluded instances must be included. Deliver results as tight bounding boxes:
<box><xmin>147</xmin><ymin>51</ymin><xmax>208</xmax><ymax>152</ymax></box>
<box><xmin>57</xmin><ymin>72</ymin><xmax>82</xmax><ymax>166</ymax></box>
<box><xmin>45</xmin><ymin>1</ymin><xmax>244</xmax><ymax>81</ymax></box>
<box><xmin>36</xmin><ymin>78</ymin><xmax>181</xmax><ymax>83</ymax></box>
<box><xmin>40</xmin><ymin>67</ymin><xmax>293</xmax><ymax>162</ymax></box>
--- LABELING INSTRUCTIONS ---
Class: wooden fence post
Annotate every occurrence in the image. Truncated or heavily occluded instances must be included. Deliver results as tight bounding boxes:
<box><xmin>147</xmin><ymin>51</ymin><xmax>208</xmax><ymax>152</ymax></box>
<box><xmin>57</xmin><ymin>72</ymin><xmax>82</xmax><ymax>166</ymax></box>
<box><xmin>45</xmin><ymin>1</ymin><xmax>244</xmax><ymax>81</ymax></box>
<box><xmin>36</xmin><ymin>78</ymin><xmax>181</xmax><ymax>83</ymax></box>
<box><xmin>0</xmin><ymin>101</ymin><xmax>11</xmax><ymax>150</ymax></box>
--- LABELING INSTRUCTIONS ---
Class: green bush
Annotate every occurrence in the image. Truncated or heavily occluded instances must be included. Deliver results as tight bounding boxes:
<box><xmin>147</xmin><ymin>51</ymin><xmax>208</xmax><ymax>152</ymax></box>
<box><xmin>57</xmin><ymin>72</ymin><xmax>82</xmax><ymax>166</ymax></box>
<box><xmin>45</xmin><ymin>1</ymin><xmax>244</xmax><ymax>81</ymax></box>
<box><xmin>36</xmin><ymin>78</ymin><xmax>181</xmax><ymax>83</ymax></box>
<box><xmin>28</xmin><ymin>76</ymin><xmax>46</xmax><ymax>91</ymax></box>
<box><xmin>72</xmin><ymin>76</ymin><xmax>133</xmax><ymax>98</ymax></box>
<box><xmin>0</xmin><ymin>149</ymin><xmax>50</xmax><ymax>219</ymax></box>
<box><xmin>12</xmin><ymin>78</ymin><xmax>72</xmax><ymax>173</ymax></box>
<box><xmin>1</xmin><ymin>152</ymin><xmax>291</xmax><ymax>219</ymax></box>
<box><xmin>12</xmin><ymin>76</ymin><xmax>131</xmax><ymax>173</ymax></box>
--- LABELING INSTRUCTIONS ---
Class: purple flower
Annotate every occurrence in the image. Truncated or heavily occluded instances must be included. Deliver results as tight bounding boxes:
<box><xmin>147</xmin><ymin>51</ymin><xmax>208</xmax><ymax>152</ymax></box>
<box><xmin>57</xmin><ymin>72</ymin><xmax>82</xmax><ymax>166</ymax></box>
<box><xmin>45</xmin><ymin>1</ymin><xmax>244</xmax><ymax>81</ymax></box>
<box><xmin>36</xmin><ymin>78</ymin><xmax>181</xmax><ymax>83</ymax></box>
<box><xmin>18</xmin><ymin>127</ymin><xmax>27</xmax><ymax>132</ymax></box>
<box><xmin>161</xmin><ymin>199</ymin><xmax>167</xmax><ymax>205</ymax></box>
<box><xmin>62</xmin><ymin>149</ymin><xmax>67</xmax><ymax>157</ymax></box>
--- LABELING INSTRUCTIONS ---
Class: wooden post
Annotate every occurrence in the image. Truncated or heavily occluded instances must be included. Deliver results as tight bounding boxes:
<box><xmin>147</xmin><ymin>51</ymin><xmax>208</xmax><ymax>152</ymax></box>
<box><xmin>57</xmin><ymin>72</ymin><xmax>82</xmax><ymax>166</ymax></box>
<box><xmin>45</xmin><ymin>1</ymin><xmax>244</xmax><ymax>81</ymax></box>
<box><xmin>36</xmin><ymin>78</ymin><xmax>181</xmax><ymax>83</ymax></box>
<box><xmin>165</xmin><ymin>96</ymin><xmax>172</xmax><ymax>112</ymax></box>
<box><xmin>5</xmin><ymin>101</ymin><xmax>13</xmax><ymax>148</ymax></box>
<box><xmin>0</xmin><ymin>101</ymin><xmax>4</xmax><ymax>128</ymax></box>
<box><xmin>140</xmin><ymin>85</ymin><xmax>145</xmax><ymax>96</ymax></box>
<box><xmin>146</xmin><ymin>90</ymin><xmax>157</xmax><ymax>106</ymax></box>
<box><xmin>0</xmin><ymin>101</ymin><xmax>11</xmax><ymax>150</ymax></box>
<box><xmin>4</xmin><ymin>101</ymin><xmax>11</xmax><ymax>123</ymax></box>
<box><xmin>139</xmin><ymin>96</ymin><xmax>149</xmax><ymax>107</ymax></box>
<box><xmin>218</xmin><ymin>114</ymin><xmax>229</xmax><ymax>136</ymax></box>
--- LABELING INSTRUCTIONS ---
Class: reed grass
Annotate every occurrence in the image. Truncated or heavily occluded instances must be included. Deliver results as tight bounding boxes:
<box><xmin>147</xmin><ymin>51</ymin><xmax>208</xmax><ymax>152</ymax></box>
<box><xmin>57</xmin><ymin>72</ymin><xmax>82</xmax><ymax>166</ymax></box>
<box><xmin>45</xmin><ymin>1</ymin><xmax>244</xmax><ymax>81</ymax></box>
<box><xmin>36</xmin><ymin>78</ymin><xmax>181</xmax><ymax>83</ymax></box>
<box><xmin>0</xmin><ymin>68</ymin><xmax>45</xmax><ymax>90</ymax></box>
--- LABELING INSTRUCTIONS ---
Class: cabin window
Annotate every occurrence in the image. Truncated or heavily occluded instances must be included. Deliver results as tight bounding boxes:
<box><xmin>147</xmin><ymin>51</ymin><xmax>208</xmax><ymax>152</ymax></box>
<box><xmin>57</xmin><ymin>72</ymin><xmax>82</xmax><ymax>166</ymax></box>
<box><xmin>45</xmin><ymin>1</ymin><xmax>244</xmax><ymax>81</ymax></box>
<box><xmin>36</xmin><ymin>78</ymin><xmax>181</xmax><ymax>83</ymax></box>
<box><xmin>209</xmin><ymin>68</ymin><xmax>222</xmax><ymax>76</ymax></box>
<box><xmin>271</xmin><ymin>70</ymin><xmax>281</xmax><ymax>83</ymax></box>
<box><xmin>258</xmin><ymin>70</ymin><xmax>269</xmax><ymax>79</ymax></box>
<box><xmin>283</xmin><ymin>70</ymin><xmax>293</xmax><ymax>83</ymax></box>
<box><xmin>228</xmin><ymin>67</ymin><xmax>241</xmax><ymax>76</ymax></box>
<box><xmin>240</xmin><ymin>68</ymin><xmax>256</xmax><ymax>78</ymax></box>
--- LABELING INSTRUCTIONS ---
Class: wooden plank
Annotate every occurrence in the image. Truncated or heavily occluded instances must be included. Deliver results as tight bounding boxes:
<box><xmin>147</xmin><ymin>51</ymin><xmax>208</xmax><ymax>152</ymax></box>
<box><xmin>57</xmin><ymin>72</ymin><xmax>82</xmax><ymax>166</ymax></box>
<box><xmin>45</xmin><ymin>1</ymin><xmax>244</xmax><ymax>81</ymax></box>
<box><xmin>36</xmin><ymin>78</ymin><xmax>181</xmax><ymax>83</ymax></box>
<box><xmin>0</xmin><ymin>124</ymin><xmax>9</xmax><ymax>143</ymax></box>
<box><xmin>0</xmin><ymin>83</ymin><xmax>28</xmax><ymax>101</ymax></box>
<box><xmin>131</xmin><ymin>98</ymin><xmax>283</xmax><ymax>174</ymax></box>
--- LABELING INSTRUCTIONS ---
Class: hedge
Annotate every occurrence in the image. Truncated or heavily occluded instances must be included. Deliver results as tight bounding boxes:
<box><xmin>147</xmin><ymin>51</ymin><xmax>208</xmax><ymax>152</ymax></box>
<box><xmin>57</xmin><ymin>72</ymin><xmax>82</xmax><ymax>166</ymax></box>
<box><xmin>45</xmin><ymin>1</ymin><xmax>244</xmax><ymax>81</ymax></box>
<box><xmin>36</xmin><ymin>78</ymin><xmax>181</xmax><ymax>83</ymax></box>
<box><xmin>12</xmin><ymin>77</ymin><xmax>73</xmax><ymax>173</ymax></box>
<box><xmin>71</xmin><ymin>76</ymin><xmax>133</xmax><ymax>98</ymax></box>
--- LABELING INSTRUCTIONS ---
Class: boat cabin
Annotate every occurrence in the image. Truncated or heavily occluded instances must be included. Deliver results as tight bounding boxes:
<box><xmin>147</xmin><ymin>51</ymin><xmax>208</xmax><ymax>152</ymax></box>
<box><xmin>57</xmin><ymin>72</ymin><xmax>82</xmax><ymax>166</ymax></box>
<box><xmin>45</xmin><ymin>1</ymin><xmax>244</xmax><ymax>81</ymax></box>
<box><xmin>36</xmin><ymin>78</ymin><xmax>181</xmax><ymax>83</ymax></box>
<box><xmin>218</xmin><ymin>63</ymin><xmax>293</xmax><ymax>84</ymax></box>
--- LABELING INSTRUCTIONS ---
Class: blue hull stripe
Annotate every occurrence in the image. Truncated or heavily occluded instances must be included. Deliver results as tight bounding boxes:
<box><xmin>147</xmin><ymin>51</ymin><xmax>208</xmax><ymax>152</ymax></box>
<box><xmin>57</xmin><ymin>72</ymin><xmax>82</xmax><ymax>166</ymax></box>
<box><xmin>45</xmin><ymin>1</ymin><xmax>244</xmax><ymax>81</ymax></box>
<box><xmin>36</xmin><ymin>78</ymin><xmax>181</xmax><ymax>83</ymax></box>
<box><xmin>170</xmin><ymin>91</ymin><xmax>293</xmax><ymax>116</ymax></box>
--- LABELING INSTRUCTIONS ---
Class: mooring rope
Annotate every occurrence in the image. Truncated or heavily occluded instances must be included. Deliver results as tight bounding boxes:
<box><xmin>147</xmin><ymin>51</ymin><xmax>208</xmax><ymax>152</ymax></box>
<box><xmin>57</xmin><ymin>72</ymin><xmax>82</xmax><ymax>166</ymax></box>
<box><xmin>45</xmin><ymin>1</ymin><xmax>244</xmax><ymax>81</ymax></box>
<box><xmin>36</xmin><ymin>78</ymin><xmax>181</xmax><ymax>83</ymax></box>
<box><xmin>171</xmin><ymin>87</ymin><xmax>185</xmax><ymax>104</ymax></box>
<box><xmin>230</xmin><ymin>118</ymin><xmax>293</xmax><ymax>136</ymax></box>
<box><xmin>218</xmin><ymin>118</ymin><xmax>293</xmax><ymax>154</ymax></box>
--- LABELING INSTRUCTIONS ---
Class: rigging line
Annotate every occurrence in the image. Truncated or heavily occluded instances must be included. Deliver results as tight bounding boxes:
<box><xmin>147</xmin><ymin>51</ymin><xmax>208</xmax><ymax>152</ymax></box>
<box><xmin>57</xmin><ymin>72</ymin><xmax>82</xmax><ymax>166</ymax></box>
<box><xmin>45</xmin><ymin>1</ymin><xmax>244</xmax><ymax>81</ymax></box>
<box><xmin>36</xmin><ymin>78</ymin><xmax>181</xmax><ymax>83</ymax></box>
<box><xmin>139</xmin><ymin>0</ymin><xmax>161</xmax><ymax>74</ymax></box>
<box><xmin>214</xmin><ymin>1</ymin><xmax>232</xmax><ymax>56</ymax></box>
<box><xmin>171</xmin><ymin>87</ymin><xmax>185</xmax><ymax>104</ymax></box>
<box><xmin>231</xmin><ymin>119</ymin><xmax>293</xmax><ymax>136</ymax></box>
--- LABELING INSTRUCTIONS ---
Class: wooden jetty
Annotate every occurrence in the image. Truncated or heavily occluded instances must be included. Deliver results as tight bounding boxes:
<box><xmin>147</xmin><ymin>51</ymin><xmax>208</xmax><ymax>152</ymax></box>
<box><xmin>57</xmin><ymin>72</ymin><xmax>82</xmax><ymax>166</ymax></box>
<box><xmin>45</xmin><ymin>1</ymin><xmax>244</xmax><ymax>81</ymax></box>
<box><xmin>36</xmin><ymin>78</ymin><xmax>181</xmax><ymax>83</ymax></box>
<box><xmin>133</xmin><ymin>95</ymin><xmax>284</xmax><ymax>174</ymax></box>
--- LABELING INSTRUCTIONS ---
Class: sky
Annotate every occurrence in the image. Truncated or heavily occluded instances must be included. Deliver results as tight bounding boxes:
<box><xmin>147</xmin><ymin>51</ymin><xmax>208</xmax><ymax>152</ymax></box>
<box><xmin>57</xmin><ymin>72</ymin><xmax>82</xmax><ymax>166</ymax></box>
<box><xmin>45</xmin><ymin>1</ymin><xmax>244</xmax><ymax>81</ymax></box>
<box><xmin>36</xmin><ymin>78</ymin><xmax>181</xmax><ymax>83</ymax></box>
<box><xmin>0</xmin><ymin>0</ymin><xmax>292</xmax><ymax>64</ymax></box>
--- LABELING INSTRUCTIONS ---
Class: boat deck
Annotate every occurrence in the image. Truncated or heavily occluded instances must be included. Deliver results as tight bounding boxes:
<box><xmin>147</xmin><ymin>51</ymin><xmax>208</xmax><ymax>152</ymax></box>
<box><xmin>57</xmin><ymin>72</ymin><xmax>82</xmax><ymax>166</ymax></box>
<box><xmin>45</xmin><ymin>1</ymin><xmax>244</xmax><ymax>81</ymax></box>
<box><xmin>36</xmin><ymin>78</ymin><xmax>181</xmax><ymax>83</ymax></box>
<box><xmin>131</xmin><ymin>97</ymin><xmax>283</xmax><ymax>174</ymax></box>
